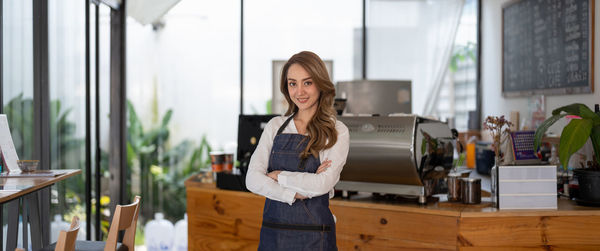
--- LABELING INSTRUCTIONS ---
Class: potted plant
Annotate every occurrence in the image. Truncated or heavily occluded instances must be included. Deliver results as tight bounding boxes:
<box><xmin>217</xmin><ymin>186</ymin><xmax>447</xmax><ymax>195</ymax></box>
<box><xmin>534</xmin><ymin>103</ymin><xmax>600</xmax><ymax>206</ymax></box>
<box><xmin>483</xmin><ymin>115</ymin><xmax>513</xmax><ymax>206</ymax></box>
<box><xmin>483</xmin><ymin>115</ymin><xmax>513</xmax><ymax>165</ymax></box>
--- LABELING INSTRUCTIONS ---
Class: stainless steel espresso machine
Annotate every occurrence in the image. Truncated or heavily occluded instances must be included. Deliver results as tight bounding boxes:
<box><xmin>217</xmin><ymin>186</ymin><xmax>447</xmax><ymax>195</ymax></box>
<box><xmin>334</xmin><ymin>80</ymin><xmax>455</xmax><ymax>203</ymax></box>
<box><xmin>336</xmin><ymin>115</ymin><xmax>454</xmax><ymax>203</ymax></box>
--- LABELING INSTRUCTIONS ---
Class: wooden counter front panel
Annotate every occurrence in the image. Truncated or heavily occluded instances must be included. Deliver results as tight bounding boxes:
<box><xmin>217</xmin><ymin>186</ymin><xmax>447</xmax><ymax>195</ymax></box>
<box><xmin>187</xmin><ymin>186</ymin><xmax>458</xmax><ymax>251</ymax></box>
<box><xmin>332</xmin><ymin>205</ymin><xmax>458</xmax><ymax>250</ymax></box>
<box><xmin>186</xmin><ymin>183</ymin><xmax>600</xmax><ymax>250</ymax></box>
<box><xmin>187</xmin><ymin>187</ymin><xmax>265</xmax><ymax>251</ymax></box>
<box><xmin>458</xmin><ymin>216</ymin><xmax>600</xmax><ymax>250</ymax></box>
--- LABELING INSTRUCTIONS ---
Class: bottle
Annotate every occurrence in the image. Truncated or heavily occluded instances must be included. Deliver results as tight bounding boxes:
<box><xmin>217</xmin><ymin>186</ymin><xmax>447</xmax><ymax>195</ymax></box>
<box><xmin>145</xmin><ymin>213</ymin><xmax>174</xmax><ymax>251</ymax></box>
<box><xmin>490</xmin><ymin>157</ymin><xmax>499</xmax><ymax>208</ymax></box>
<box><xmin>51</xmin><ymin>215</ymin><xmax>70</xmax><ymax>243</ymax></box>
<box><xmin>548</xmin><ymin>145</ymin><xmax>559</xmax><ymax>166</ymax></box>
<box><xmin>466</xmin><ymin>136</ymin><xmax>477</xmax><ymax>168</ymax></box>
<box><xmin>78</xmin><ymin>220</ymin><xmax>95</xmax><ymax>240</ymax></box>
<box><xmin>173</xmin><ymin>214</ymin><xmax>188</xmax><ymax>251</ymax></box>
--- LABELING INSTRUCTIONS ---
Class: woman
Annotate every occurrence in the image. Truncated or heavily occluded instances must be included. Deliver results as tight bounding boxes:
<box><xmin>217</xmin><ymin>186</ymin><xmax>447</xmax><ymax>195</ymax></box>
<box><xmin>246</xmin><ymin>51</ymin><xmax>349</xmax><ymax>251</ymax></box>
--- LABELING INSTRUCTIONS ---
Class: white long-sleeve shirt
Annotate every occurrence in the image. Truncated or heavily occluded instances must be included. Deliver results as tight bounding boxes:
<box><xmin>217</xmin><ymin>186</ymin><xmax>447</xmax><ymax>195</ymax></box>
<box><xmin>245</xmin><ymin>115</ymin><xmax>350</xmax><ymax>205</ymax></box>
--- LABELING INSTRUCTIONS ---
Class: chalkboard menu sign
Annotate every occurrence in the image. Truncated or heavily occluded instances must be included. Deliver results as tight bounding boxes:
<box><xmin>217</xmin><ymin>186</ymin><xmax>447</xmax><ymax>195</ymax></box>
<box><xmin>502</xmin><ymin>0</ymin><xmax>594</xmax><ymax>97</ymax></box>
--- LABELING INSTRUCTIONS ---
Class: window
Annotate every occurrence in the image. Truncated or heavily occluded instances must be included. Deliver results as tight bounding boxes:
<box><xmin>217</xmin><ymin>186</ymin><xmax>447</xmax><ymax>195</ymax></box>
<box><xmin>126</xmin><ymin>0</ymin><xmax>240</xmax><ymax>246</ymax></box>
<box><xmin>2</xmin><ymin>0</ymin><xmax>34</xmax><ymax>159</ymax></box>
<box><xmin>47</xmin><ymin>0</ymin><xmax>89</xmax><ymax>240</ymax></box>
<box><xmin>97</xmin><ymin>3</ymin><xmax>112</xmax><ymax>240</ymax></box>
<box><xmin>244</xmin><ymin>0</ymin><xmax>362</xmax><ymax>114</ymax></box>
<box><xmin>436</xmin><ymin>0</ymin><xmax>478</xmax><ymax>131</ymax></box>
<box><xmin>367</xmin><ymin>0</ymin><xmax>477</xmax><ymax>130</ymax></box>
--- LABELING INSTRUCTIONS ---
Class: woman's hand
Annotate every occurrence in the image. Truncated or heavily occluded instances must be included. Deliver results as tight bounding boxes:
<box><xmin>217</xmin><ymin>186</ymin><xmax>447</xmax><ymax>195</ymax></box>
<box><xmin>269</xmin><ymin>171</ymin><xmax>308</xmax><ymax>200</ymax></box>
<box><xmin>294</xmin><ymin>193</ymin><xmax>308</xmax><ymax>200</ymax></box>
<box><xmin>268</xmin><ymin>160</ymin><xmax>331</xmax><ymax>181</ymax></box>
<box><xmin>267</xmin><ymin>170</ymin><xmax>282</xmax><ymax>181</ymax></box>
<box><xmin>316</xmin><ymin>159</ymin><xmax>332</xmax><ymax>174</ymax></box>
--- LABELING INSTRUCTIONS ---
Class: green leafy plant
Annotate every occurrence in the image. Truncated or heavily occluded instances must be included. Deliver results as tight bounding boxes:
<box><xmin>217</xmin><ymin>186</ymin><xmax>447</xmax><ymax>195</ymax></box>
<box><xmin>4</xmin><ymin>94</ymin><xmax>88</xmax><ymax>233</ymax></box>
<box><xmin>534</xmin><ymin>103</ymin><xmax>600</xmax><ymax>170</ymax></box>
<box><xmin>449</xmin><ymin>42</ymin><xmax>477</xmax><ymax>72</ymax></box>
<box><xmin>126</xmin><ymin>100</ymin><xmax>212</xmax><ymax>223</ymax></box>
<box><xmin>3</xmin><ymin>93</ymin><xmax>34</xmax><ymax>159</ymax></box>
<box><xmin>4</xmin><ymin>94</ymin><xmax>214</xmax><ymax>239</ymax></box>
<box><xmin>127</xmin><ymin>100</ymin><xmax>186</xmax><ymax>222</ymax></box>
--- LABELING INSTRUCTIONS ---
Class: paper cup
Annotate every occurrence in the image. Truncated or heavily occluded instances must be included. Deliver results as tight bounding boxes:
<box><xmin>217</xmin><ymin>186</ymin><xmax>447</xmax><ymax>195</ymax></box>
<box><xmin>223</xmin><ymin>153</ymin><xmax>234</xmax><ymax>172</ymax></box>
<box><xmin>209</xmin><ymin>151</ymin><xmax>225</xmax><ymax>172</ymax></box>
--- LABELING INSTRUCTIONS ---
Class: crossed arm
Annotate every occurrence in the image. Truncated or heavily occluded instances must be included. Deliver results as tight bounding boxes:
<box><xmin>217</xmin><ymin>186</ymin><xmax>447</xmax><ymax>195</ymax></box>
<box><xmin>267</xmin><ymin>159</ymin><xmax>333</xmax><ymax>199</ymax></box>
<box><xmin>245</xmin><ymin>119</ymin><xmax>349</xmax><ymax>205</ymax></box>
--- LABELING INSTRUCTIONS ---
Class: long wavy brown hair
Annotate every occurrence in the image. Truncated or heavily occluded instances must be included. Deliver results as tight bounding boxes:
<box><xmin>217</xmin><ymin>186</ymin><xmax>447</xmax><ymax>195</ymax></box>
<box><xmin>280</xmin><ymin>51</ymin><xmax>338</xmax><ymax>159</ymax></box>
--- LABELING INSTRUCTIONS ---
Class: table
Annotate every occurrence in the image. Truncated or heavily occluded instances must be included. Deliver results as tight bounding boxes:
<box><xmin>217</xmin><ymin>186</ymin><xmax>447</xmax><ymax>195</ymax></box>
<box><xmin>0</xmin><ymin>169</ymin><xmax>82</xmax><ymax>251</ymax></box>
<box><xmin>186</xmin><ymin>179</ymin><xmax>600</xmax><ymax>250</ymax></box>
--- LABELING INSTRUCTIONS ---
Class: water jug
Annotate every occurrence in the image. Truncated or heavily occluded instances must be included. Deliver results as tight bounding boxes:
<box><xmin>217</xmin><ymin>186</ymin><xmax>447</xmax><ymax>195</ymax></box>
<box><xmin>78</xmin><ymin>221</ymin><xmax>95</xmax><ymax>240</ymax></box>
<box><xmin>173</xmin><ymin>214</ymin><xmax>188</xmax><ymax>251</ymax></box>
<box><xmin>51</xmin><ymin>214</ymin><xmax>70</xmax><ymax>243</ymax></box>
<box><xmin>145</xmin><ymin>213</ymin><xmax>174</xmax><ymax>251</ymax></box>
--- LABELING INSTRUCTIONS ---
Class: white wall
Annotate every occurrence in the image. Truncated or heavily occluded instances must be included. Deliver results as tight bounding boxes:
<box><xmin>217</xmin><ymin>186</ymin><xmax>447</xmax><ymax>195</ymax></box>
<box><xmin>481</xmin><ymin>0</ymin><xmax>600</xmax><ymax>135</ymax></box>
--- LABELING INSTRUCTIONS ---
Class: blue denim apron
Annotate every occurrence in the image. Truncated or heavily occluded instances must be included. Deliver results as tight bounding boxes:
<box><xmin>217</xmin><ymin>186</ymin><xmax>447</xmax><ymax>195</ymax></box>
<box><xmin>258</xmin><ymin>115</ymin><xmax>337</xmax><ymax>251</ymax></box>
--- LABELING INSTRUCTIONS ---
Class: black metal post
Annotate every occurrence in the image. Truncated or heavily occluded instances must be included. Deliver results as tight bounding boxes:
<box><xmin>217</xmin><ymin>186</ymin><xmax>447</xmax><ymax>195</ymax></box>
<box><xmin>94</xmin><ymin>2</ymin><xmax>102</xmax><ymax>241</ymax></box>
<box><xmin>240</xmin><ymin>0</ymin><xmax>244</xmax><ymax>114</ymax></box>
<box><xmin>108</xmin><ymin>0</ymin><xmax>127</xmax><ymax>213</ymax></box>
<box><xmin>85</xmin><ymin>0</ymin><xmax>92</xmax><ymax>241</ymax></box>
<box><xmin>476</xmin><ymin>0</ymin><xmax>482</xmax><ymax>128</ymax></box>
<box><xmin>32</xmin><ymin>0</ymin><xmax>51</xmax><ymax>245</ymax></box>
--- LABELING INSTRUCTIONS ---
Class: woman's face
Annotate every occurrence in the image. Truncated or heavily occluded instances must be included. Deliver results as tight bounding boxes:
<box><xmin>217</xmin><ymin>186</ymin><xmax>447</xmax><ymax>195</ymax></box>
<box><xmin>286</xmin><ymin>63</ymin><xmax>320</xmax><ymax>114</ymax></box>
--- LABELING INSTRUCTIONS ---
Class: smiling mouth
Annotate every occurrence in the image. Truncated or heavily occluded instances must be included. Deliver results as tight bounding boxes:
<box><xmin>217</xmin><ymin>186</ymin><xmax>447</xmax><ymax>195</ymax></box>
<box><xmin>296</xmin><ymin>97</ymin><xmax>309</xmax><ymax>103</ymax></box>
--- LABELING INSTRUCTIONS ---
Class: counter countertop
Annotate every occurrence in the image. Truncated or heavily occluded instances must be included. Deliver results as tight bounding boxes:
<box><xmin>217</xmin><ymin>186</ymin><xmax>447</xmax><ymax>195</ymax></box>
<box><xmin>185</xmin><ymin>176</ymin><xmax>600</xmax><ymax>217</ymax></box>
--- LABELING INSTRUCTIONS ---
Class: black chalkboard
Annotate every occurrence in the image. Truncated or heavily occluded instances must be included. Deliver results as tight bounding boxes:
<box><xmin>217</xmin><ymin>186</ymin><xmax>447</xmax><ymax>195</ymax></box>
<box><xmin>502</xmin><ymin>0</ymin><xmax>594</xmax><ymax>97</ymax></box>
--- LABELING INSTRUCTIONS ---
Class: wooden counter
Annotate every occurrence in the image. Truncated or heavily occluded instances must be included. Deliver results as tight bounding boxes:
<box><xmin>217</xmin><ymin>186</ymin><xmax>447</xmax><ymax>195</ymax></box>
<box><xmin>186</xmin><ymin>178</ymin><xmax>600</xmax><ymax>250</ymax></box>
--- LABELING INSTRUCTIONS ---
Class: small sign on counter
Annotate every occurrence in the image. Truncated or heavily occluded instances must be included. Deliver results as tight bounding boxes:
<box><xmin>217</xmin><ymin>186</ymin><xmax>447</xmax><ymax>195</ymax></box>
<box><xmin>498</xmin><ymin>165</ymin><xmax>557</xmax><ymax>210</ymax></box>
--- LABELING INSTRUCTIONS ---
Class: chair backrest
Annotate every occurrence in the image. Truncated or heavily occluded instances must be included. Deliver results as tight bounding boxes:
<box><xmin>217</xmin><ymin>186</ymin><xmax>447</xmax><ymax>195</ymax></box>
<box><xmin>55</xmin><ymin>216</ymin><xmax>81</xmax><ymax>251</ymax></box>
<box><xmin>105</xmin><ymin>196</ymin><xmax>141</xmax><ymax>251</ymax></box>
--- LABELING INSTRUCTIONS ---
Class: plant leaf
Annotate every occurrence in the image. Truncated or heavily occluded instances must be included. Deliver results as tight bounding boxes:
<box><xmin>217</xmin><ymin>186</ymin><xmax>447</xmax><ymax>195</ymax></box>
<box><xmin>534</xmin><ymin>114</ymin><xmax>566</xmax><ymax>151</ymax></box>
<box><xmin>161</xmin><ymin>109</ymin><xmax>173</xmax><ymax>127</ymax></box>
<box><xmin>559</xmin><ymin>119</ymin><xmax>593</xmax><ymax>169</ymax></box>
<box><xmin>127</xmin><ymin>100</ymin><xmax>143</xmax><ymax>141</ymax></box>
<box><xmin>552</xmin><ymin>103</ymin><xmax>600</xmax><ymax>125</ymax></box>
<box><xmin>127</xmin><ymin>142</ymin><xmax>136</xmax><ymax>167</ymax></box>
<box><xmin>578</xmin><ymin>105</ymin><xmax>600</xmax><ymax>126</ymax></box>
<box><xmin>552</xmin><ymin>103</ymin><xmax>586</xmax><ymax>116</ymax></box>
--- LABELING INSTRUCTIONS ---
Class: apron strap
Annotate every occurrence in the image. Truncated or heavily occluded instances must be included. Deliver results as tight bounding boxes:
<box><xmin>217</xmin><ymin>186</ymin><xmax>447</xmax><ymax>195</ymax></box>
<box><xmin>275</xmin><ymin>114</ymin><xmax>311</xmax><ymax>169</ymax></box>
<box><xmin>276</xmin><ymin>114</ymin><xmax>295</xmax><ymax>136</ymax></box>
<box><xmin>262</xmin><ymin>220</ymin><xmax>332</xmax><ymax>232</ymax></box>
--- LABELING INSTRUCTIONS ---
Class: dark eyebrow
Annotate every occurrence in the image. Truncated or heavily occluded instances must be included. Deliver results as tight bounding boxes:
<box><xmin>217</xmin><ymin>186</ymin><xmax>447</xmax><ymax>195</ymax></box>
<box><xmin>287</xmin><ymin>77</ymin><xmax>312</xmax><ymax>82</ymax></box>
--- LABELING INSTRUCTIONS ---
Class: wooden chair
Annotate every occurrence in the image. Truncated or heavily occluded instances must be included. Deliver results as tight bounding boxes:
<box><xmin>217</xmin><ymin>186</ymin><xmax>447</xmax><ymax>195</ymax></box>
<box><xmin>41</xmin><ymin>196</ymin><xmax>141</xmax><ymax>251</ymax></box>
<box><xmin>55</xmin><ymin>216</ymin><xmax>81</xmax><ymax>251</ymax></box>
<box><xmin>103</xmin><ymin>195</ymin><xmax>141</xmax><ymax>251</ymax></box>
<box><xmin>24</xmin><ymin>216</ymin><xmax>80</xmax><ymax>251</ymax></box>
